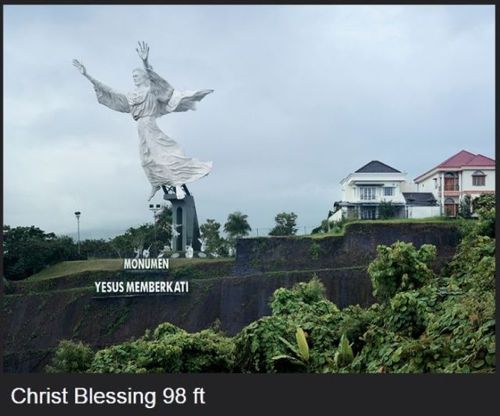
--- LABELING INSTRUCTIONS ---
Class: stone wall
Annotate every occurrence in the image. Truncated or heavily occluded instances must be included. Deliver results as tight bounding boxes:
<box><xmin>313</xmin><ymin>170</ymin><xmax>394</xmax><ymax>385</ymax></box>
<box><xmin>234</xmin><ymin>223</ymin><xmax>460</xmax><ymax>275</ymax></box>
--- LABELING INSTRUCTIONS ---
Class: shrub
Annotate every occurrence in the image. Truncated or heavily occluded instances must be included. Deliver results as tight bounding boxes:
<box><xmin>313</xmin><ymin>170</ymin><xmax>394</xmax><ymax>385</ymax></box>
<box><xmin>46</xmin><ymin>340</ymin><xmax>94</xmax><ymax>373</ymax></box>
<box><xmin>368</xmin><ymin>241</ymin><xmax>436</xmax><ymax>303</ymax></box>
<box><xmin>89</xmin><ymin>326</ymin><xmax>234</xmax><ymax>373</ymax></box>
<box><xmin>378</xmin><ymin>201</ymin><xmax>397</xmax><ymax>219</ymax></box>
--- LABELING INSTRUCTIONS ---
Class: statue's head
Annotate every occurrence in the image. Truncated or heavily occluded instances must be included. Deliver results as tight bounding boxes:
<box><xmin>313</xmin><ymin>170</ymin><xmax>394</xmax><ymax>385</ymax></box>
<box><xmin>132</xmin><ymin>68</ymin><xmax>149</xmax><ymax>87</ymax></box>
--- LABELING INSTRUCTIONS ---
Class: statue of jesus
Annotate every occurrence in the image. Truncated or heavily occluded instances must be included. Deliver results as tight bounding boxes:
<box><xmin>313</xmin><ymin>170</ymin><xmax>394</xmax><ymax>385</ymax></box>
<box><xmin>73</xmin><ymin>41</ymin><xmax>213</xmax><ymax>201</ymax></box>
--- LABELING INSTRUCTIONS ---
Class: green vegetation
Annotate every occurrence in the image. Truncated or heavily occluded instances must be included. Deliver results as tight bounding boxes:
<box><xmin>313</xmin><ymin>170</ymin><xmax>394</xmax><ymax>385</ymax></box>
<box><xmin>199</xmin><ymin>219</ymin><xmax>229</xmax><ymax>256</ymax></box>
<box><xmin>48</xmin><ymin>323</ymin><xmax>234</xmax><ymax>373</ymax></box>
<box><xmin>472</xmin><ymin>193</ymin><xmax>495</xmax><ymax>212</ymax></box>
<box><xmin>309</xmin><ymin>242</ymin><xmax>321</xmax><ymax>260</ymax></box>
<box><xmin>45</xmin><ymin>195</ymin><xmax>496</xmax><ymax>374</ymax></box>
<box><xmin>378</xmin><ymin>201</ymin><xmax>397</xmax><ymax>219</ymax></box>
<box><xmin>3</xmin><ymin>208</ymin><xmax>173</xmax><ymax>281</ymax></box>
<box><xmin>46</xmin><ymin>340</ymin><xmax>94</xmax><ymax>373</ymax></box>
<box><xmin>269</xmin><ymin>212</ymin><xmax>298</xmax><ymax>236</ymax></box>
<box><xmin>3</xmin><ymin>226</ymin><xmax>79</xmax><ymax>280</ymax></box>
<box><xmin>109</xmin><ymin>207</ymin><xmax>172</xmax><ymax>258</ymax></box>
<box><xmin>26</xmin><ymin>260</ymin><xmax>123</xmax><ymax>281</ymax></box>
<box><xmin>25</xmin><ymin>258</ymin><xmax>233</xmax><ymax>282</ymax></box>
<box><xmin>310</xmin><ymin>216</ymin><xmax>458</xmax><ymax>239</ymax></box>
<box><xmin>458</xmin><ymin>195</ymin><xmax>472</xmax><ymax>219</ymax></box>
<box><xmin>224</xmin><ymin>211</ymin><xmax>252</xmax><ymax>247</ymax></box>
<box><xmin>368</xmin><ymin>242</ymin><xmax>436</xmax><ymax>303</ymax></box>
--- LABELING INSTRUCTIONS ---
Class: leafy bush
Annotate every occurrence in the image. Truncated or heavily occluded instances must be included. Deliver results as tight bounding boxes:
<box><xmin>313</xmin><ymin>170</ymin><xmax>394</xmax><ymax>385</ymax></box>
<box><xmin>472</xmin><ymin>194</ymin><xmax>495</xmax><ymax>212</ymax></box>
<box><xmin>89</xmin><ymin>324</ymin><xmax>234</xmax><ymax>373</ymax></box>
<box><xmin>309</xmin><ymin>242</ymin><xmax>321</xmax><ymax>260</ymax></box>
<box><xmin>378</xmin><ymin>201</ymin><xmax>397</xmax><ymax>219</ymax></box>
<box><xmin>234</xmin><ymin>277</ymin><xmax>341</xmax><ymax>373</ymax></box>
<box><xmin>46</xmin><ymin>340</ymin><xmax>94</xmax><ymax>373</ymax></box>
<box><xmin>368</xmin><ymin>241</ymin><xmax>436</xmax><ymax>303</ymax></box>
<box><xmin>270</xmin><ymin>276</ymin><xmax>336</xmax><ymax>316</ymax></box>
<box><xmin>386</xmin><ymin>290</ymin><xmax>431</xmax><ymax>338</ymax></box>
<box><xmin>234</xmin><ymin>315</ymin><xmax>291</xmax><ymax>373</ymax></box>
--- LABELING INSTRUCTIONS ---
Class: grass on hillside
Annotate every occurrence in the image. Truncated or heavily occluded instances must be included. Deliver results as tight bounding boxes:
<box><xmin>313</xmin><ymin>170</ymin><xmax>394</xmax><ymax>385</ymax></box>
<box><xmin>26</xmin><ymin>257</ymin><xmax>233</xmax><ymax>281</ymax></box>
<box><xmin>309</xmin><ymin>216</ymin><xmax>462</xmax><ymax>239</ymax></box>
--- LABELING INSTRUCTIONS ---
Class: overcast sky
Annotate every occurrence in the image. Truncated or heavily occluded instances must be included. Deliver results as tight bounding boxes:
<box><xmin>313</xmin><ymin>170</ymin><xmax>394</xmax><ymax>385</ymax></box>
<box><xmin>4</xmin><ymin>5</ymin><xmax>495</xmax><ymax>239</ymax></box>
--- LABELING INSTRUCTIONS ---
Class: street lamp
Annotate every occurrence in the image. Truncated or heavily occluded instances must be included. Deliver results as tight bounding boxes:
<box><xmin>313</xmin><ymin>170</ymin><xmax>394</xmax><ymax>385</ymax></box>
<box><xmin>74</xmin><ymin>211</ymin><xmax>81</xmax><ymax>255</ymax></box>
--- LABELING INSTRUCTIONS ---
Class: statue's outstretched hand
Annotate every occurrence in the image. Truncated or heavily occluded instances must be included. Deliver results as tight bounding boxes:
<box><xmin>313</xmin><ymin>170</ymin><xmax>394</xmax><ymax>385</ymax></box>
<box><xmin>136</xmin><ymin>41</ymin><xmax>150</xmax><ymax>62</ymax></box>
<box><xmin>72</xmin><ymin>59</ymin><xmax>87</xmax><ymax>76</ymax></box>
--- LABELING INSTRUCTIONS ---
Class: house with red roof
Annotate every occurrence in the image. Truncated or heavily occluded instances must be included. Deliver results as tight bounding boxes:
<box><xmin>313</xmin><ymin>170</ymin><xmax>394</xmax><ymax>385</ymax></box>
<box><xmin>414</xmin><ymin>150</ymin><xmax>495</xmax><ymax>217</ymax></box>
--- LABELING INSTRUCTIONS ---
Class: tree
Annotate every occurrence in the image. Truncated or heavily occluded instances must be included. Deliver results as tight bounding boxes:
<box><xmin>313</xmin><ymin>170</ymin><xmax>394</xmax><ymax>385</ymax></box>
<box><xmin>109</xmin><ymin>207</ymin><xmax>172</xmax><ymax>258</ymax></box>
<box><xmin>80</xmin><ymin>239</ymin><xmax>116</xmax><ymax>259</ymax></box>
<box><xmin>378</xmin><ymin>201</ymin><xmax>397</xmax><ymax>219</ymax></box>
<box><xmin>458</xmin><ymin>195</ymin><xmax>472</xmax><ymax>219</ymax></box>
<box><xmin>269</xmin><ymin>212</ymin><xmax>298</xmax><ymax>236</ymax></box>
<box><xmin>200</xmin><ymin>219</ymin><xmax>228</xmax><ymax>256</ymax></box>
<box><xmin>472</xmin><ymin>193</ymin><xmax>495</xmax><ymax>212</ymax></box>
<box><xmin>3</xmin><ymin>225</ymin><xmax>79</xmax><ymax>280</ymax></box>
<box><xmin>223</xmin><ymin>212</ymin><xmax>251</xmax><ymax>242</ymax></box>
<box><xmin>471</xmin><ymin>194</ymin><xmax>495</xmax><ymax>238</ymax></box>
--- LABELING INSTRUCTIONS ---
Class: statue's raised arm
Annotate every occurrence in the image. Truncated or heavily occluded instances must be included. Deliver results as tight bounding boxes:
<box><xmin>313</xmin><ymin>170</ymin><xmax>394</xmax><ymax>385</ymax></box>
<box><xmin>135</xmin><ymin>41</ymin><xmax>174</xmax><ymax>104</ymax></box>
<box><xmin>72</xmin><ymin>59</ymin><xmax>130</xmax><ymax>114</ymax></box>
<box><xmin>134</xmin><ymin>42</ymin><xmax>213</xmax><ymax>116</ymax></box>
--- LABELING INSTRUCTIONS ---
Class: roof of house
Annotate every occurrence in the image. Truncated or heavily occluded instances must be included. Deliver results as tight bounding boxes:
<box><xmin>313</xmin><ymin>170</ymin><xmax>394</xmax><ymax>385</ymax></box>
<box><xmin>403</xmin><ymin>192</ymin><xmax>438</xmax><ymax>206</ymax></box>
<box><xmin>437</xmin><ymin>150</ymin><xmax>476</xmax><ymax>168</ymax></box>
<box><xmin>464</xmin><ymin>154</ymin><xmax>496</xmax><ymax>167</ymax></box>
<box><xmin>355</xmin><ymin>160</ymin><xmax>401</xmax><ymax>173</ymax></box>
<box><xmin>415</xmin><ymin>150</ymin><xmax>495</xmax><ymax>182</ymax></box>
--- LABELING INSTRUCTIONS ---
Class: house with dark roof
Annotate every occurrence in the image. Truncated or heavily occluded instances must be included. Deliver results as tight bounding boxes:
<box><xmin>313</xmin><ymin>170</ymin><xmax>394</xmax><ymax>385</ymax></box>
<box><xmin>414</xmin><ymin>150</ymin><xmax>495</xmax><ymax>217</ymax></box>
<box><xmin>332</xmin><ymin>160</ymin><xmax>409</xmax><ymax>220</ymax></box>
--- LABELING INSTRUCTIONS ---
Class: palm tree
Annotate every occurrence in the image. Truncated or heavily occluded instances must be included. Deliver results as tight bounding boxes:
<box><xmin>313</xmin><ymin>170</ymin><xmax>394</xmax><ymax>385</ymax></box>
<box><xmin>224</xmin><ymin>211</ymin><xmax>252</xmax><ymax>242</ymax></box>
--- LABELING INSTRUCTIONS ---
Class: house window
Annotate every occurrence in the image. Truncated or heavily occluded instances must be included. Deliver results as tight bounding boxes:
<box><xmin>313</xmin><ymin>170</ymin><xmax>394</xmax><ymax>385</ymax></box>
<box><xmin>360</xmin><ymin>187</ymin><xmax>376</xmax><ymax>200</ymax></box>
<box><xmin>383</xmin><ymin>187</ymin><xmax>394</xmax><ymax>196</ymax></box>
<box><xmin>444</xmin><ymin>172</ymin><xmax>459</xmax><ymax>191</ymax></box>
<box><xmin>472</xmin><ymin>171</ymin><xmax>486</xmax><ymax>186</ymax></box>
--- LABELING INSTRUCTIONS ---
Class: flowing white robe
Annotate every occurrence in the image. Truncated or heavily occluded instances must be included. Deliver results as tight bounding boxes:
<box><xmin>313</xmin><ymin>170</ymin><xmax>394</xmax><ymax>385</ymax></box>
<box><xmin>90</xmin><ymin>67</ymin><xmax>213</xmax><ymax>189</ymax></box>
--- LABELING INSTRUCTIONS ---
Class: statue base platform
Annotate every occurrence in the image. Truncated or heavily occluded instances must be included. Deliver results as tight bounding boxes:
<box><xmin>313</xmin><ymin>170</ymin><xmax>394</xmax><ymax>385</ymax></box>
<box><xmin>163</xmin><ymin>187</ymin><xmax>201</xmax><ymax>253</ymax></box>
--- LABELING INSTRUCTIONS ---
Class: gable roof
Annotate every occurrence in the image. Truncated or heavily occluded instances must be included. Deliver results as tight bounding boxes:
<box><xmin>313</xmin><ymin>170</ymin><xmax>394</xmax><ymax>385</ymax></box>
<box><xmin>437</xmin><ymin>150</ymin><xmax>476</xmax><ymax>168</ymax></box>
<box><xmin>355</xmin><ymin>160</ymin><xmax>401</xmax><ymax>173</ymax></box>
<box><xmin>403</xmin><ymin>192</ymin><xmax>438</xmax><ymax>206</ymax></box>
<box><xmin>464</xmin><ymin>154</ymin><xmax>496</xmax><ymax>167</ymax></box>
<box><xmin>415</xmin><ymin>150</ymin><xmax>495</xmax><ymax>182</ymax></box>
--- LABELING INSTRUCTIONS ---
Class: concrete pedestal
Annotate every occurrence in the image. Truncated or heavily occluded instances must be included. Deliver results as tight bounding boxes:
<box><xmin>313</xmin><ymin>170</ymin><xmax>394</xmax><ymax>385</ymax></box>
<box><xmin>163</xmin><ymin>192</ymin><xmax>201</xmax><ymax>253</ymax></box>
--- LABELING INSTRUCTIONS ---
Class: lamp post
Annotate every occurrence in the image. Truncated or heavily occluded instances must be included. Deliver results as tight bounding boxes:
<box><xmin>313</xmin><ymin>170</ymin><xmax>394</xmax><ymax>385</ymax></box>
<box><xmin>74</xmin><ymin>211</ymin><xmax>81</xmax><ymax>255</ymax></box>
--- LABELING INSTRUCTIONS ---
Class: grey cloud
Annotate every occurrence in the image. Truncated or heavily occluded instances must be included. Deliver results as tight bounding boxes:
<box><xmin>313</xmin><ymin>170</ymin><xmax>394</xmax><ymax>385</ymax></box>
<box><xmin>4</xmin><ymin>5</ymin><xmax>494</xmax><ymax>237</ymax></box>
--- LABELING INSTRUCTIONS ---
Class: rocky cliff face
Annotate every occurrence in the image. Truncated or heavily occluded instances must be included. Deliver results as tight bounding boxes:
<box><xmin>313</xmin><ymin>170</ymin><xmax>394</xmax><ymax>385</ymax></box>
<box><xmin>2</xmin><ymin>223</ymin><xmax>460</xmax><ymax>373</ymax></box>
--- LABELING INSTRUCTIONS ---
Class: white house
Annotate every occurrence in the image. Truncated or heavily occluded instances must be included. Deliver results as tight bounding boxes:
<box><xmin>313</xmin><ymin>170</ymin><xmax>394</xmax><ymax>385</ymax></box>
<box><xmin>330</xmin><ymin>160</ymin><xmax>440</xmax><ymax>222</ymax></box>
<box><xmin>414</xmin><ymin>150</ymin><xmax>495</xmax><ymax>217</ymax></box>
<box><xmin>333</xmin><ymin>161</ymin><xmax>408</xmax><ymax>220</ymax></box>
